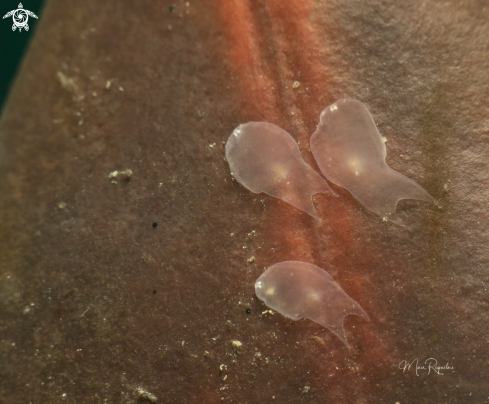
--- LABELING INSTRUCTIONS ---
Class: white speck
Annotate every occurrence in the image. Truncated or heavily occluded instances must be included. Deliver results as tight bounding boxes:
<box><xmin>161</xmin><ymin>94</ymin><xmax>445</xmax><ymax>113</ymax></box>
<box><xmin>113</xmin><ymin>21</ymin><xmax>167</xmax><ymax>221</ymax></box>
<box><xmin>58</xmin><ymin>202</ymin><xmax>67</xmax><ymax>209</ymax></box>
<box><xmin>119</xmin><ymin>86</ymin><xmax>124</xmax><ymax>92</ymax></box>
<box><xmin>330</xmin><ymin>104</ymin><xmax>338</xmax><ymax>111</ymax></box>
<box><xmin>292</xmin><ymin>81</ymin><xmax>300</xmax><ymax>89</ymax></box>
<box><xmin>232</xmin><ymin>340</ymin><xmax>242</xmax><ymax>348</ymax></box>
<box><xmin>105</xmin><ymin>80</ymin><xmax>111</xmax><ymax>89</ymax></box>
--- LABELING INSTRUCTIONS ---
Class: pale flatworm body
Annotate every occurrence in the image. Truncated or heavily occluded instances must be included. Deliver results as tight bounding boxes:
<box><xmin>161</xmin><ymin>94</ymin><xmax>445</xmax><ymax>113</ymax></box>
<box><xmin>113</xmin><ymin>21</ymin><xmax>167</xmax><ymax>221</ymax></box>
<box><xmin>255</xmin><ymin>261</ymin><xmax>369</xmax><ymax>348</ymax></box>
<box><xmin>225</xmin><ymin>122</ymin><xmax>336</xmax><ymax>219</ymax></box>
<box><xmin>310</xmin><ymin>98</ymin><xmax>440</xmax><ymax>222</ymax></box>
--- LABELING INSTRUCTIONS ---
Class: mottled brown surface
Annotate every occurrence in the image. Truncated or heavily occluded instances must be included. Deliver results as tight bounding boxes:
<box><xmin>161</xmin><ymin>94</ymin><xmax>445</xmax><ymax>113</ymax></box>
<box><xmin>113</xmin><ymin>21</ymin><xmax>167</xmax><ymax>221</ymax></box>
<box><xmin>1</xmin><ymin>0</ymin><xmax>488</xmax><ymax>403</ymax></box>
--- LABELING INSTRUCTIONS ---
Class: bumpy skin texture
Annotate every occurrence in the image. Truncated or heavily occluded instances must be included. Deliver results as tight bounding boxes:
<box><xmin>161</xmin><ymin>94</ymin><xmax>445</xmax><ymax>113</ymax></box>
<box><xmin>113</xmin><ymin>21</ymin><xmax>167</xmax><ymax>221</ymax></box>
<box><xmin>0</xmin><ymin>1</ymin><xmax>488</xmax><ymax>403</ymax></box>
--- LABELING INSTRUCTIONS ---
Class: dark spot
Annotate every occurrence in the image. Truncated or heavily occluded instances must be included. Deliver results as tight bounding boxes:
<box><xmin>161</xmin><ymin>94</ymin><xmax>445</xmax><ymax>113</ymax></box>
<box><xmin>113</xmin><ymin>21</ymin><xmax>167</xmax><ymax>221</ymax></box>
<box><xmin>152</xmin><ymin>222</ymin><xmax>158</xmax><ymax>228</ymax></box>
<box><xmin>246</xmin><ymin>308</ymin><xmax>251</xmax><ymax>314</ymax></box>
<box><xmin>153</xmin><ymin>290</ymin><xmax>157</xmax><ymax>294</ymax></box>
<box><xmin>169</xmin><ymin>5</ymin><xmax>175</xmax><ymax>12</ymax></box>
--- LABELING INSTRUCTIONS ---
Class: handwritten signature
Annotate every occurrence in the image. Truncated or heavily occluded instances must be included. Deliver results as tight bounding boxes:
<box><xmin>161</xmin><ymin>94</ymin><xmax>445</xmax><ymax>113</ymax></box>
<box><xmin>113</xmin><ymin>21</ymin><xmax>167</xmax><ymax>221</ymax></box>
<box><xmin>399</xmin><ymin>358</ymin><xmax>455</xmax><ymax>376</ymax></box>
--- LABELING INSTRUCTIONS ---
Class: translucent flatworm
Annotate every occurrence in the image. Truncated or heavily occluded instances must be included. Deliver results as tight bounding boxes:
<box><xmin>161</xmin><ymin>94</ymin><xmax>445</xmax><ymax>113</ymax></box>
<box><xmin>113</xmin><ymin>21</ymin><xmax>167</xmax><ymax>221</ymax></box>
<box><xmin>255</xmin><ymin>261</ymin><xmax>369</xmax><ymax>348</ymax></box>
<box><xmin>225</xmin><ymin>122</ymin><xmax>336</xmax><ymax>219</ymax></box>
<box><xmin>310</xmin><ymin>98</ymin><xmax>440</xmax><ymax>222</ymax></box>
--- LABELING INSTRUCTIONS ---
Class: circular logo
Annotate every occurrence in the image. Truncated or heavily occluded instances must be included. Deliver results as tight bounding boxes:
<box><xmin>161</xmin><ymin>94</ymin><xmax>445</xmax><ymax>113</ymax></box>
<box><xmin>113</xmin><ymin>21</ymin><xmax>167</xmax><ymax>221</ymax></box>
<box><xmin>13</xmin><ymin>9</ymin><xmax>28</xmax><ymax>28</ymax></box>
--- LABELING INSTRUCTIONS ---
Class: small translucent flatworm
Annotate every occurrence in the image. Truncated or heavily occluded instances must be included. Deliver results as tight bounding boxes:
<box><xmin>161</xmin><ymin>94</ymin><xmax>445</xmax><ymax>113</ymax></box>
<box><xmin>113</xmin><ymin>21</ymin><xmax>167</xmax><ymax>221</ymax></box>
<box><xmin>225</xmin><ymin>122</ymin><xmax>336</xmax><ymax>219</ymax></box>
<box><xmin>310</xmin><ymin>98</ymin><xmax>440</xmax><ymax>222</ymax></box>
<box><xmin>255</xmin><ymin>261</ymin><xmax>369</xmax><ymax>348</ymax></box>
